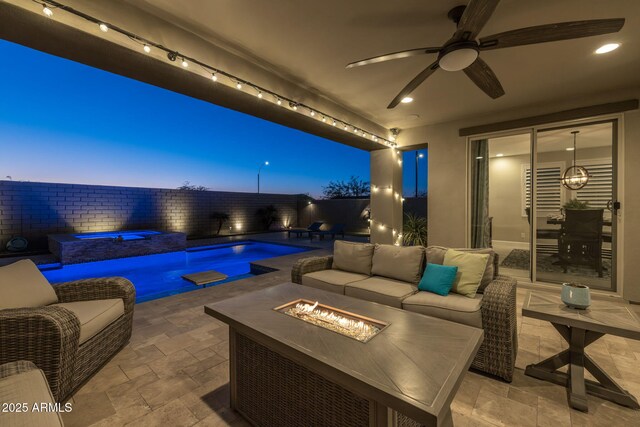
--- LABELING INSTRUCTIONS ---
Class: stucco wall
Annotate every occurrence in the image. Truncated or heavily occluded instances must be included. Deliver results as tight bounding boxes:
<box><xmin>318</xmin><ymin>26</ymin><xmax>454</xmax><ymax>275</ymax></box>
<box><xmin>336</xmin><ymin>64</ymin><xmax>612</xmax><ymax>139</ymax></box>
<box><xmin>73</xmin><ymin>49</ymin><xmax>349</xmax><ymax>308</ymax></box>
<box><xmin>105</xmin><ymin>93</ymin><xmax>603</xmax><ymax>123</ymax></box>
<box><xmin>0</xmin><ymin>181</ymin><xmax>301</xmax><ymax>250</ymax></box>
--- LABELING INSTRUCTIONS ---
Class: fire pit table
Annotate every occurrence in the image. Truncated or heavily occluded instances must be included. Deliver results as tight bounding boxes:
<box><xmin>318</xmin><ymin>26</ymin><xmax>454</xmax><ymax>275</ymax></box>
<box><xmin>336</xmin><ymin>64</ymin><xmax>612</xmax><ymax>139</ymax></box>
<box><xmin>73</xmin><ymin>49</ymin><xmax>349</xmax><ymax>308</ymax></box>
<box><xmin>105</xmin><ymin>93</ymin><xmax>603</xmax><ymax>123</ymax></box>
<box><xmin>204</xmin><ymin>282</ymin><xmax>483</xmax><ymax>427</ymax></box>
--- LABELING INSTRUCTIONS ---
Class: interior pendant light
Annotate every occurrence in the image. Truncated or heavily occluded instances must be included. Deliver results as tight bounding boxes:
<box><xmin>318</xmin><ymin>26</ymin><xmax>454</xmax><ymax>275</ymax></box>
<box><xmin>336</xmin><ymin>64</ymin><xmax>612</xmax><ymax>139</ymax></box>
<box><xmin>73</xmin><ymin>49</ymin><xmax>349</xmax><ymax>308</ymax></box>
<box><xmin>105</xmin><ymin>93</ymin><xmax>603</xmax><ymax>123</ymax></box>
<box><xmin>560</xmin><ymin>131</ymin><xmax>590</xmax><ymax>190</ymax></box>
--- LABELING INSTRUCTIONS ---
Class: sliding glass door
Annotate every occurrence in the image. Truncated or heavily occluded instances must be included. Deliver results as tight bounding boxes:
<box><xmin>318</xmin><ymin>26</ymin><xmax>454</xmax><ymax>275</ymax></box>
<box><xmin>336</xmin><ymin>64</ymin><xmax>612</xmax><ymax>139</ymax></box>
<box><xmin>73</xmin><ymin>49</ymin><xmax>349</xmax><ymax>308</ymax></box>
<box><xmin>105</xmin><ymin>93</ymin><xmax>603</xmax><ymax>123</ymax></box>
<box><xmin>534</xmin><ymin>121</ymin><xmax>616</xmax><ymax>290</ymax></box>
<box><xmin>470</xmin><ymin>119</ymin><xmax>618</xmax><ymax>291</ymax></box>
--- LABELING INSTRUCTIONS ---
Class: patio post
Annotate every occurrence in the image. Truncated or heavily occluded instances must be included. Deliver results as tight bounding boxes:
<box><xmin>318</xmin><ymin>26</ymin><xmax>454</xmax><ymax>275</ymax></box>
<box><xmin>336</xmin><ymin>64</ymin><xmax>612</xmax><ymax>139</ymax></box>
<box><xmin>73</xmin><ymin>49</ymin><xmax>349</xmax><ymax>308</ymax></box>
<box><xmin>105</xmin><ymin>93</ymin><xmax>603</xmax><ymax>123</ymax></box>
<box><xmin>370</xmin><ymin>148</ymin><xmax>403</xmax><ymax>245</ymax></box>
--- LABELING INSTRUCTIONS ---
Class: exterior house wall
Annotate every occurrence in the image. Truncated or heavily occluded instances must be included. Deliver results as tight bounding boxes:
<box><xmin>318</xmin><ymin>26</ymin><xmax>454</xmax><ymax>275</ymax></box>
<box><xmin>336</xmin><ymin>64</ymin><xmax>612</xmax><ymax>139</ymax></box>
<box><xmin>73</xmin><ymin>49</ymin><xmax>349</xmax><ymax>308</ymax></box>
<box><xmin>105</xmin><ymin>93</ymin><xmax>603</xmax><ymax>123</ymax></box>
<box><xmin>0</xmin><ymin>181</ymin><xmax>300</xmax><ymax>249</ymax></box>
<box><xmin>400</xmin><ymin>91</ymin><xmax>639</xmax><ymax>301</ymax></box>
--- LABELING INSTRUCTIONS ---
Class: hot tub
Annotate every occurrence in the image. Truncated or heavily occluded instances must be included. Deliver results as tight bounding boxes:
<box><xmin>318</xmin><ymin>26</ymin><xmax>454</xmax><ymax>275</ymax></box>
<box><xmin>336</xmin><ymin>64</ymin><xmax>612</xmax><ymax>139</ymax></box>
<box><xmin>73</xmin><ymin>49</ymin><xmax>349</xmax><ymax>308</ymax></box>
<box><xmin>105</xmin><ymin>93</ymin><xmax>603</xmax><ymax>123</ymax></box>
<box><xmin>73</xmin><ymin>230</ymin><xmax>162</xmax><ymax>241</ymax></box>
<box><xmin>48</xmin><ymin>230</ymin><xmax>186</xmax><ymax>264</ymax></box>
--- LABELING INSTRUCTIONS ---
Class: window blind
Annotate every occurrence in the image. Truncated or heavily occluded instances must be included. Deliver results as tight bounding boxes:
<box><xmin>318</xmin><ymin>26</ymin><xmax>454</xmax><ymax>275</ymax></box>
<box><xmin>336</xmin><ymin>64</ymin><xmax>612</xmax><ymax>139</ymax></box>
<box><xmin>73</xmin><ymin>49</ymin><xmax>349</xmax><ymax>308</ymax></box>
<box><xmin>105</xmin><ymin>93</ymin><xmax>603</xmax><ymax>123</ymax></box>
<box><xmin>522</xmin><ymin>163</ymin><xmax>563</xmax><ymax>215</ymax></box>
<box><xmin>575</xmin><ymin>159</ymin><xmax>613</xmax><ymax>208</ymax></box>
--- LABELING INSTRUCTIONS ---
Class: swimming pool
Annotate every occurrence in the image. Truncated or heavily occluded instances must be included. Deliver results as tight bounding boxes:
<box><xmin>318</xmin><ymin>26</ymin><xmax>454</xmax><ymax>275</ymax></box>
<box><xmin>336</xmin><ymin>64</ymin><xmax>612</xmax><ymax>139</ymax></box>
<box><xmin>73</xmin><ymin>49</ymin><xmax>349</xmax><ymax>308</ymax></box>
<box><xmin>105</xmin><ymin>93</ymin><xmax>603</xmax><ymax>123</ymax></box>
<box><xmin>41</xmin><ymin>241</ymin><xmax>310</xmax><ymax>303</ymax></box>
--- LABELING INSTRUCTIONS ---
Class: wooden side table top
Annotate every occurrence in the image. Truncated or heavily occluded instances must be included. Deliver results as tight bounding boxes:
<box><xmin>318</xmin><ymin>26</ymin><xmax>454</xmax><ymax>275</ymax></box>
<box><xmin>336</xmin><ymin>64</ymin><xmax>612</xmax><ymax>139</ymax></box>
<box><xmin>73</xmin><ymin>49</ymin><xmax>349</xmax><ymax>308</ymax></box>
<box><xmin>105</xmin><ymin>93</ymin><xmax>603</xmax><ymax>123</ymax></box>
<box><xmin>522</xmin><ymin>291</ymin><xmax>640</xmax><ymax>340</ymax></box>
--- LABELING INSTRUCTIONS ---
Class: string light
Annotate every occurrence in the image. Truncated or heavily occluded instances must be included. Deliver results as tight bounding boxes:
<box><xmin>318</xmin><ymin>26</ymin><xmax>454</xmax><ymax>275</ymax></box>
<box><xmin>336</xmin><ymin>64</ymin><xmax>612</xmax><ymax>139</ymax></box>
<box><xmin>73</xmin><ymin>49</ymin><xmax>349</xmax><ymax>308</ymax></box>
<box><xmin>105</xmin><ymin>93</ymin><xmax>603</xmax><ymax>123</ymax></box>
<box><xmin>38</xmin><ymin>0</ymin><xmax>399</xmax><ymax>148</ymax></box>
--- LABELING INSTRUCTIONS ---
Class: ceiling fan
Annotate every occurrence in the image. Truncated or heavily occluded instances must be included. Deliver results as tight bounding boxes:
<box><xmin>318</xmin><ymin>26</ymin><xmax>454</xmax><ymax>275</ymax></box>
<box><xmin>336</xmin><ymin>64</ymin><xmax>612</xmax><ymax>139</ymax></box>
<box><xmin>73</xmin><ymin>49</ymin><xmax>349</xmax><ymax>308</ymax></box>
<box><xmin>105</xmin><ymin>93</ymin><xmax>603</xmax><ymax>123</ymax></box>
<box><xmin>346</xmin><ymin>0</ymin><xmax>625</xmax><ymax>109</ymax></box>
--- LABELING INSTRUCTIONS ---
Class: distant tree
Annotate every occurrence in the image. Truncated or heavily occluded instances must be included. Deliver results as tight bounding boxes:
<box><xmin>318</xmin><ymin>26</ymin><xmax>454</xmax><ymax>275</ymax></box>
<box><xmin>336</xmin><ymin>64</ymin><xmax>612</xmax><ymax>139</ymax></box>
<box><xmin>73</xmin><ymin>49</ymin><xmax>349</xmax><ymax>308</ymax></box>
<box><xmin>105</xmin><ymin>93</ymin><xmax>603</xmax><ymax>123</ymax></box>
<box><xmin>322</xmin><ymin>176</ymin><xmax>370</xmax><ymax>199</ymax></box>
<box><xmin>256</xmin><ymin>205</ymin><xmax>280</xmax><ymax>230</ymax></box>
<box><xmin>177</xmin><ymin>181</ymin><xmax>208</xmax><ymax>191</ymax></box>
<box><xmin>211</xmin><ymin>212</ymin><xmax>230</xmax><ymax>235</ymax></box>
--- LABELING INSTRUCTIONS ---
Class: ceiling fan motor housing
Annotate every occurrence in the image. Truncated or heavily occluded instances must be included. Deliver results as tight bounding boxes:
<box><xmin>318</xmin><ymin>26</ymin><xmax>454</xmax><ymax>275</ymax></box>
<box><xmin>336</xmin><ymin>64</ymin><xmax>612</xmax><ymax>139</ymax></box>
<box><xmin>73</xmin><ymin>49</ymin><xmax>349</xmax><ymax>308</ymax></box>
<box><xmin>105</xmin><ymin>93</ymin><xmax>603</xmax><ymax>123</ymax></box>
<box><xmin>438</xmin><ymin>41</ymin><xmax>479</xmax><ymax>71</ymax></box>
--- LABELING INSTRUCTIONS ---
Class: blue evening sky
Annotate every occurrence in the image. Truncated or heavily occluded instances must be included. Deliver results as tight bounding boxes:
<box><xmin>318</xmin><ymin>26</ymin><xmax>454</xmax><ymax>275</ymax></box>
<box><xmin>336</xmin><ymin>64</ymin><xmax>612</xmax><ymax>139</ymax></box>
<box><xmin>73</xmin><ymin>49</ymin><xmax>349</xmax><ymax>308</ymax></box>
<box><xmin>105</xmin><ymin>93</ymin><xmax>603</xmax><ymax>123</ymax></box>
<box><xmin>0</xmin><ymin>39</ymin><xmax>426</xmax><ymax>197</ymax></box>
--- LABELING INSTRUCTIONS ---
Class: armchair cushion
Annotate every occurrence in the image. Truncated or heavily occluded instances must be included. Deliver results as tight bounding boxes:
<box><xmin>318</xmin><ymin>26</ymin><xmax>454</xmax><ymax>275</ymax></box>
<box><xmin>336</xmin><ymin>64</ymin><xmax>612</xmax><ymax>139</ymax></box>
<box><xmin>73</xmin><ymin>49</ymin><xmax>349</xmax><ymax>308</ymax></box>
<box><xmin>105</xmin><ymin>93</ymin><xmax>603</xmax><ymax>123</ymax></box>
<box><xmin>371</xmin><ymin>244</ymin><xmax>425</xmax><ymax>285</ymax></box>
<box><xmin>0</xmin><ymin>361</ymin><xmax>64</xmax><ymax>427</ymax></box>
<box><xmin>0</xmin><ymin>259</ymin><xmax>58</xmax><ymax>309</ymax></box>
<box><xmin>51</xmin><ymin>299</ymin><xmax>124</xmax><ymax>344</ymax></box>
<box><xmin>332</xmin><ymin>241</ymin><xmax>374</xmax><ymax>275</ymax></box>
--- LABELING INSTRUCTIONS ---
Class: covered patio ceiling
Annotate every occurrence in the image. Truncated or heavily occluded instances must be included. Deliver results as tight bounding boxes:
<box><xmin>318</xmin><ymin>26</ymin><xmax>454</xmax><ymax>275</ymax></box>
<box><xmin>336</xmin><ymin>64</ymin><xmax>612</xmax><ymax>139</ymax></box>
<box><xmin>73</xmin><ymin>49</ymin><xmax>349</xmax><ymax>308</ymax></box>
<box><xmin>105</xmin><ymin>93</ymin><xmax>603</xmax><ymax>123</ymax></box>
<box><xmin>2</xmin><ymin>0</ymin><xmax>639</xmax><ymax>149</ymax></box>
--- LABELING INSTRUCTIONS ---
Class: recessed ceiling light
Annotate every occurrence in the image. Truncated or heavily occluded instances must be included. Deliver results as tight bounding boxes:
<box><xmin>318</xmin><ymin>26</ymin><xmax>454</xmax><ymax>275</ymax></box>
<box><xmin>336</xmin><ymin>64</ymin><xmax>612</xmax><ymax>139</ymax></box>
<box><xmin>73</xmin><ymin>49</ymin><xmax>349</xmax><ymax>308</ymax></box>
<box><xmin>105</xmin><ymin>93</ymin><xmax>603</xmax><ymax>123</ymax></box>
<box><xmin>495</xmin><ymin>153</ymin><xmax>504</xmax><ymax>157</ymax></box>
<box><xmin>401</xmin><ymin>97</ymin><xmax>413</xmax><ymax>104</ymax></box>
<box><xmin>566</xmin><ymin>147</ymin><xmax>575</xmax><ymax>151</ymax></box>
<box><xmin>595</xmin><ymin>43</ymin><xmax>620</xmax><ymax>54</ymax></box>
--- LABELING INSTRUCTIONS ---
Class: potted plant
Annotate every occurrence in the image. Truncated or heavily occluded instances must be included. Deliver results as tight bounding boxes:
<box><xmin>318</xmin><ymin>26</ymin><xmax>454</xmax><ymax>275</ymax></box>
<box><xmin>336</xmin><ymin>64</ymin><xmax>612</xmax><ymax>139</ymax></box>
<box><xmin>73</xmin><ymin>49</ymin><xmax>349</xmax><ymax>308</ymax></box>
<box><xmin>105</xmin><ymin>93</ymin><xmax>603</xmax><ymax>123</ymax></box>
<box><xmin>403</xmin><ymin>213</ymin><xmax>428</xmax><ymax>246</ymax></box>
<box><xmin>563</xmin><ymin>198</ymin><xmax>589</xmax><ymax>210</ymax></box>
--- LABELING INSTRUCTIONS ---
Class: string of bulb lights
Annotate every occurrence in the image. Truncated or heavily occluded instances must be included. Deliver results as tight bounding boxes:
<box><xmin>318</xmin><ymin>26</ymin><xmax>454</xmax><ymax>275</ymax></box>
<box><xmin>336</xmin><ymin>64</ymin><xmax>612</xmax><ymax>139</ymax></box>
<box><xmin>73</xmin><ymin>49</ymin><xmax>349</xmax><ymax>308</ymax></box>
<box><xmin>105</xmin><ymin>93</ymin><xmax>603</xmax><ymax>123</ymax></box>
<box><xmin>33</xmin><ymin>0</ymin><xmax>398</xmax><ymax>148</ymax></box>
<box><xmin>369</xmin><ymin>182</ymin><xmax>405</xmax><ymax>246</ymax></box>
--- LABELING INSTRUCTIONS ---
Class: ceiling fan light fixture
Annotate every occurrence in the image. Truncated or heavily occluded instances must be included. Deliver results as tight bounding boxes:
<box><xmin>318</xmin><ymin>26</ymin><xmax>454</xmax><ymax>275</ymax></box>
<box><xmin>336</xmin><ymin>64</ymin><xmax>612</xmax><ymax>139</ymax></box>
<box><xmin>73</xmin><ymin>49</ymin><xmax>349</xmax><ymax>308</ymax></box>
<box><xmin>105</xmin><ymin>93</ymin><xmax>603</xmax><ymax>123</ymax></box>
<box><xmin>401</xmin><ymin>97</ymin><xmax>413</xmax><ymax>104</ymax></box>
<box><xmin>439</xmin><ymin>46</ymin><xmax>478</xmax><ymax>71</ymax></box>
<box><xmin>595</xmin><ymin>43</ymin><xmax>620</xmax><ymax>54</ymax></box>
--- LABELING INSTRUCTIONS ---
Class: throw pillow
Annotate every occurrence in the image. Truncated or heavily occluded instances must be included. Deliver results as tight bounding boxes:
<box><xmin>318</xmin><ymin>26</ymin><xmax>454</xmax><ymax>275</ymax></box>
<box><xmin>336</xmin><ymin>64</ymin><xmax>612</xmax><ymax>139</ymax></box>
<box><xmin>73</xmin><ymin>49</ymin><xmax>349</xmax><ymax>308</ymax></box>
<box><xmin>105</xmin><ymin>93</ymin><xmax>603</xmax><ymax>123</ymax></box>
<box><xmin>443</xmin><ymin>249</ymin><xmax>490</xmax><ymax>298</ymax></box>
<box><xmin>332</xmin><ymin>241</ymin><xmax>375</xmax><ymax>275</ymax></box>
<box><xmin>418</xmin><ymin>263</ymin><xmax>458</xmax><ymax>296</ymax></box>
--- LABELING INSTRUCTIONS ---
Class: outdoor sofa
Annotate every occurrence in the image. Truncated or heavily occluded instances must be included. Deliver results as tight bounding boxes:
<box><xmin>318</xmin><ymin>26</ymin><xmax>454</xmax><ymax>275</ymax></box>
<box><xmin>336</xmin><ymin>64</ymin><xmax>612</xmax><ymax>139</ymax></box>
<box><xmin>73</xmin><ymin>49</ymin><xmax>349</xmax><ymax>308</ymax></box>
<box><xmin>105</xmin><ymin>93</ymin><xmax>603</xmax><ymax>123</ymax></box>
<box><xmin>0</xmin><ymin>259</ymin><xmax>135</xmax><ymax>402</ymax></box>
<box><xmin>292</xmin><ymin>241</ymin><xmax>518</xmax><ymax>382</ymax></box>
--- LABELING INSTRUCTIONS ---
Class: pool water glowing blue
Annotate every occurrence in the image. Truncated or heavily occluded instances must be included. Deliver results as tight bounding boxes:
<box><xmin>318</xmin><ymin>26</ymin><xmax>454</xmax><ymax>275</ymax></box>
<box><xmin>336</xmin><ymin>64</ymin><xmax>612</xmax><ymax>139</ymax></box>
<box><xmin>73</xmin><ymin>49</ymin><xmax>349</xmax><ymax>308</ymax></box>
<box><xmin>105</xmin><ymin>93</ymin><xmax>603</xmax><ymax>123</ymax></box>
<box><xmin>73</xmin><ymin>230</ymin><xmax>161</xmax><ymax>241</ymax></box>
<box><xmin>40</xmin><ymin>241</ymin><xmax>310</xmax><ymax>303</ymax></box>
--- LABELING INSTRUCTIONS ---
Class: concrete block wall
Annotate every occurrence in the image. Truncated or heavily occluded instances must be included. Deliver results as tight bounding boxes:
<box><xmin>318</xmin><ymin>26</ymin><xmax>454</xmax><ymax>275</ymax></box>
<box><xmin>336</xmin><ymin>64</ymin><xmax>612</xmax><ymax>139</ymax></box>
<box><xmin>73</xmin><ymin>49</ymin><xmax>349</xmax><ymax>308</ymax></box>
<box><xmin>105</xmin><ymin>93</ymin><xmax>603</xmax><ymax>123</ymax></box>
<box><xmin>0</xmin><ymin>181</ymin><xmax>300</xmax><ymax>250</ymax></box>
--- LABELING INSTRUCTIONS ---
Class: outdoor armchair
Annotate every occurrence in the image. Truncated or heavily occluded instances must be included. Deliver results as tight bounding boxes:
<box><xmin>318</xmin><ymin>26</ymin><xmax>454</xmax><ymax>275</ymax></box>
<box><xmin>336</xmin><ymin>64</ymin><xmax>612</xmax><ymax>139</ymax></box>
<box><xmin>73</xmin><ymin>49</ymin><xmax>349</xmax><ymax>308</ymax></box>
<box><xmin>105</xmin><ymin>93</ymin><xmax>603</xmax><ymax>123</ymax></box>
<box><xmin>0</xmin><ymin>260</ymin><xmax>135</xmax><ymax>402</ymax></box>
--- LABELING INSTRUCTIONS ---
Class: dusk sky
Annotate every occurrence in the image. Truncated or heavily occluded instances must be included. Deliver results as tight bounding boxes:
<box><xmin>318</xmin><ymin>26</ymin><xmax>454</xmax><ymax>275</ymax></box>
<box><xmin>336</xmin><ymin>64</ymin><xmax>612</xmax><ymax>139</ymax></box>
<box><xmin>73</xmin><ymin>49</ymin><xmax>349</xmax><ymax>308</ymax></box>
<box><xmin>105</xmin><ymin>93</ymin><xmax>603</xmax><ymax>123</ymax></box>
<box><xmin>0</xmin><ymin>39</ymin><xmax>426</xmax><ymax>197</ymax></box>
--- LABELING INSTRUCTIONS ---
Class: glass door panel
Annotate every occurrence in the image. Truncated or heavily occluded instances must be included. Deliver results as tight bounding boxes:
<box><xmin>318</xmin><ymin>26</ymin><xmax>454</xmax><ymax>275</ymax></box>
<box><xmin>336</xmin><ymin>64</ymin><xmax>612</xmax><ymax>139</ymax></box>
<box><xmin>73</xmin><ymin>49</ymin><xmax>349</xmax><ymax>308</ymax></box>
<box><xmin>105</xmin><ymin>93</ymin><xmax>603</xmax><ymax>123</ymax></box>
<box><xmin>534</xmin><ymin>122</ymin><xmax>615</xmax><ymax>290</ymax></box>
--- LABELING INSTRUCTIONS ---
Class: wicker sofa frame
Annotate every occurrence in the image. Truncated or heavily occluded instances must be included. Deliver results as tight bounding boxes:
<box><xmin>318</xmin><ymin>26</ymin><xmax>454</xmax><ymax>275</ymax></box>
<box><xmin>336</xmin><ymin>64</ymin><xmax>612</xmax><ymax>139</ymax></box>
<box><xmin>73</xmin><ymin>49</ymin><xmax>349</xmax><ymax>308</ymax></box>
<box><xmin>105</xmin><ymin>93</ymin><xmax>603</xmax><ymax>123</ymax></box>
<box><xmin>292</xmin><ymin>254</ymin><xmax>518</xmax><ymax>382</ymax></box>
<box><xmin>0</xmin><ymin>277</ymin><xmax>135</xmax><ymax>402</ymax></box>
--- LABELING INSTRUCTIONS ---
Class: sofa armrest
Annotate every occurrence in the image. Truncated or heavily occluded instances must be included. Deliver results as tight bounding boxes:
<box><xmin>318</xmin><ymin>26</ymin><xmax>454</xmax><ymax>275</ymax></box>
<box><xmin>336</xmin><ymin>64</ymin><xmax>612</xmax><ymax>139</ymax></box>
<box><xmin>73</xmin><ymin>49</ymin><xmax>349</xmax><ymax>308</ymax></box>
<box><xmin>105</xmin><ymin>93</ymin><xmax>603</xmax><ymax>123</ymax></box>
<box><xmin>291</xmin><ymin>256</ymin><xmax>333</xmax><ymax>284</ymax></box>
<box><xmin>54</xmin><ymin>277</ymin><xmax>136</xmax><ymax>314</ymax></box>
<box><xmin>478</xmin><ymin>275</ymin><xmax>518</xmax><ymax>381</ymax></box>
<box><xmin>0</xmin><ymin>306</ymin><xmax>81</xmax><ymax>400</ymax></box>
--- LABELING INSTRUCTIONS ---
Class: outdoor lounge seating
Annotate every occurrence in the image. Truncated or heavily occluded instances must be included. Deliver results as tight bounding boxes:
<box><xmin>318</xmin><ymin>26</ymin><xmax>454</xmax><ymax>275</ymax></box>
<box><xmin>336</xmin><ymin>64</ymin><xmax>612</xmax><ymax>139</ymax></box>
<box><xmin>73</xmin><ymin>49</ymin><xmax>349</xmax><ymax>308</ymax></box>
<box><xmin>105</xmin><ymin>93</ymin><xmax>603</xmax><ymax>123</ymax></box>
<box><xmin>287</xmin><ymin>221</ymin><xmax>323</xmax><ymax>238</ymax></box>
<box><xmin>0</xmin><ymin>259</ymin><xmax>135</xmax><ymax>402</ymax></box>
<box><xmin>308</xmin><ymin>223</ymin><xmax>345</xmax><ymax>240</ymax></box>
<box><xmin>0</xmin><ymin>360</ymin><xmax>64</xmax><ymax>426</ymax></box>
<box><xmin>292</xmin><ymin>241</ymin><xmax>518</xmax><ymax>382</ymax></box>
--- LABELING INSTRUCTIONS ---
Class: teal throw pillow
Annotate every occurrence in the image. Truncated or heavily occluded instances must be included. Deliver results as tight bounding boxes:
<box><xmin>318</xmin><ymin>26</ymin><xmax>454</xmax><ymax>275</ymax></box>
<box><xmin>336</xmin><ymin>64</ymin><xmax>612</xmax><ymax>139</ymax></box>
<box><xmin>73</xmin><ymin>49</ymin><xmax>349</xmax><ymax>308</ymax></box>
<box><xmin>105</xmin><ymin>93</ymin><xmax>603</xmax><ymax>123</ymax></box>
<box><xmin>418</xmin><ymin>263</ymin><xmax>458</xmax><ymax>296</ymax></box>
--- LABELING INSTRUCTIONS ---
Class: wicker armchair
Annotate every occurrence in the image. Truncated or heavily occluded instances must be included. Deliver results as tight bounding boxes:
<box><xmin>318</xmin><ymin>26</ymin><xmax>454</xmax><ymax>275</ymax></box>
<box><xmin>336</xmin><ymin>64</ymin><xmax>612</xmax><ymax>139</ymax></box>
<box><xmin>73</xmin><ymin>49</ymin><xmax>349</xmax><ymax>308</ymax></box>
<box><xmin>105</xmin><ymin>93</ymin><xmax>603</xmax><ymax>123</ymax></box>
<box><xmin>0</xmin><ymin>277</ymin><xmax>135</xmax><ymax>402</ymax></box>
<box><xmin>292</xmin><ymin>255</ymin><xmax>518</xmax><ymax>382</ymax></box>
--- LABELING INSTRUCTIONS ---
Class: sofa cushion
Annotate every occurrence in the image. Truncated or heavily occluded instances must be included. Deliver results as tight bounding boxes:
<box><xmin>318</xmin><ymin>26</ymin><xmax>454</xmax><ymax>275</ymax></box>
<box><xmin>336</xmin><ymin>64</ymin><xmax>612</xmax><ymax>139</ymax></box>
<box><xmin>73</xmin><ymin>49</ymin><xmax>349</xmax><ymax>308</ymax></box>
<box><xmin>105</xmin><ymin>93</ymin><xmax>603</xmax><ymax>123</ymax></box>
<box><xmin>0</xmin><ymin>259</ymin><xmax>58</xmax><ymax>309</ymax></box>
<box><xmin>402</xmin><ymin>291</ymin><xmax>483</xmax><ymax>328</ymax></box>
<box><xmin>418</xmin><ymin>263</ymin><xmax>458</xmax><ymax>296</ymax></box>
<box><xmin>426</xmin><ymin>246</ymin><xmax>497</xmax><ymax>293</ymax></box>
<box><xmin>302</xmin><ymin>270</ymin><xmax>369</xmax><ymax>294</ymax></box>
<box><xmin>0</xmin><ymin>364</ymin><xmax>64</xmax><ymax>427</ymax></box>
<box><xmin>51</xmin><ymin>299</ymin><xmax>124</xmax><ymax>344</ymax></box>
<box><xmin>444</xmin><ymin>249</ymin><xmax>490</xmax><ymax>298</ymax></box>
<box><xmin>371</xmin><ymin>244</ymin><xmax>425</xmax><ymax>285</ymax></box>
<box><xmin>345</xmin><ymin>276</ymin><xmax>417</xmax><ymax>308</ymax></box>
<box><xmin>332</xmin><ymin>240</ymin><xmax>375</xmax><ymax>275</ymax></box>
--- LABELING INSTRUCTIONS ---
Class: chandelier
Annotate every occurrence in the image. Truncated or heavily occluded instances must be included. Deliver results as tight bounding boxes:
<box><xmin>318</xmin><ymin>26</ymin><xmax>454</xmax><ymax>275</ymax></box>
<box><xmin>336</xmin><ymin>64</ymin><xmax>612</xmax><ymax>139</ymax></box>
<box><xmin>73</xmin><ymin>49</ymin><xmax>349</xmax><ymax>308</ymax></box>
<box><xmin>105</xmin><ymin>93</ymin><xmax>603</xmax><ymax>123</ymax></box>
<box><xmin>560</xmin><ymin>131</ymin><xmax>590</xmax><ymax>190</ymax></box>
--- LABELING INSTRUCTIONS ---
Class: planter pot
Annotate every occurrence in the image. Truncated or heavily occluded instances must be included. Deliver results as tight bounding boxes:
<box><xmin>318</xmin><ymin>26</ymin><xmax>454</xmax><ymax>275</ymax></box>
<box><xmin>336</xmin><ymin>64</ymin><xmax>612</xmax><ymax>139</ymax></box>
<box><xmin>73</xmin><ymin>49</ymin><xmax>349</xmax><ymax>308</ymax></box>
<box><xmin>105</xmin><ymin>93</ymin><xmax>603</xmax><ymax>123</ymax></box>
<box><xmin>561</xmin><ymin>283</ymin><xmax>591</xmax><ymax>310</ymax></box>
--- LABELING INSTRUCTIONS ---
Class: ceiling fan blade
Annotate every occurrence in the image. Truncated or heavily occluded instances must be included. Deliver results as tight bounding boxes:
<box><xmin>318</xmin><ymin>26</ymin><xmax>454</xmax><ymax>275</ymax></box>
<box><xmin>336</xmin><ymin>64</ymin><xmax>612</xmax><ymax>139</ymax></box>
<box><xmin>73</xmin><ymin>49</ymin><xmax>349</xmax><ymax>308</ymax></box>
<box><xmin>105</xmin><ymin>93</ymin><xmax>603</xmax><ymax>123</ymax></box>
<box><xmin>387</xmin><ymin>60</ymin><xmax>440</xmax><ymax>109</ymax></box>
<box><xmin>346</xmin><ymin>47</ymin><xmax>441</xmax><ymax>68</ymax></box>
<box><xmin>463</xmin><ymin>57</ymin><xmax>505</xmax><ymax>99</ymax></box>
<box><xmin>479</xmin><ymin>18</ymin><xmax>625</xmax><ymax>50</ymax></box>
<box><xmin>454</xmin><ymin>0</ymin><xmax>500</xmax><ymax>40</ymax></box>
